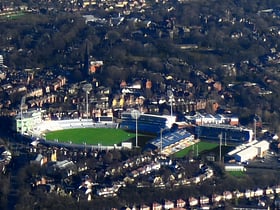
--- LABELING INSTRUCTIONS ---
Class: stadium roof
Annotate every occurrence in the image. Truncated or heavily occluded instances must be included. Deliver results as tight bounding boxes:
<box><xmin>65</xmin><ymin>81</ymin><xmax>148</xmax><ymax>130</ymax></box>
<box><xmin>148</xmin><ymin>129</ymin><xmax>193</xmax><ymax>150</ymax></box>
<box><xmin>200</xmin><ymin>124</ymin><xmax>252</xmax><ymax>131</ymax></box>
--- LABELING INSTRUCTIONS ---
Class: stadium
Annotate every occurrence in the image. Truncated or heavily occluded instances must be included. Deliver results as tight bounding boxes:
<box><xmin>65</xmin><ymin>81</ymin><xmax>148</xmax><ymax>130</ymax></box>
<box><xmin>14</xmin><ymin>109</ymin><xmax>197</xmax><ymax>155</ymax></box>
<box><xmin>15</xmin><ymin>109</ymin><xmax>131</xmax><ymax>149</ymax></box>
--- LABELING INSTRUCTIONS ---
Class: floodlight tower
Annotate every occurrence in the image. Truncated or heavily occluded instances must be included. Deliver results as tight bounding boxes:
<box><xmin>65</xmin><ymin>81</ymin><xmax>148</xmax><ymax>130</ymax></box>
<box><xmin>219</xmin><ymin>133</ymin><xmax>222</xmax><ymax>163</ymax></box>
<box><xmin>160</xmin><ymin>128</ymin><xmax>163</xmax><ymax>153</ymax></box>
<box><xmin>82</xmin><ymin>84</ymin><xmax>92</xmax><ymax>119</ymax></box>
<box><xmin>20</xmin><ymin>96</ymin><xmax>26</xmax><ymax>135</ymax></box>
<box><xmin>254</xmin><ymin>118</ymin><xmax>257</xmax><ymax>141</ymax></box>
<box><xmin>131</xmin><ymin>109</ymin><xmax>140</xmax><ymax>147</ymax></box>
<box><xmin>167</xmin><ymin>89</ymin><xmax>174</xmax><ymax>117</ymax></box>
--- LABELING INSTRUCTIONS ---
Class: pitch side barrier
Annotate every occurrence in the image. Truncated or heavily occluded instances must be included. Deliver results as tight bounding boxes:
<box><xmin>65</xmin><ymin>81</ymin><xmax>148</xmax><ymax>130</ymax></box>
<box><xmin>36</xmin><ymin>138</ymin><xmax>120</xmax><ymax>151</ymax></box>
<box><xmin>54</xmin><ymin>119</ymin><xmax>119</xmax><ymax>130</ymax></box>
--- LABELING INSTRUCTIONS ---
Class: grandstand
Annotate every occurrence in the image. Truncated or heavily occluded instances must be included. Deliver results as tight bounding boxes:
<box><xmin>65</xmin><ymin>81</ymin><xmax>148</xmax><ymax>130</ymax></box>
<box><xmin>31</xmin><ymin>119</ymin><xmax>118</xmax><ymax>137</ymax></box>
<box><xmin>146</xmin><ymin>129</ymin><xmax>195</xmax><ymax>156</ymax></box>
<box><xmin>185</xmin><ymin>113</ymin><xmax>239</xmax><ymax>126</ymax></box>
<box><xmin>195</xmin><ymin>124</ymin><xmax>254</xmax><ymax>143</ymax></box>
<box><xmin>14</xmin><ymin>109</ymin><xmax>119</xmax><ymax>138</ymax></box>
<box><xmin>15</xmin><ymin>109</ymin><xmax>43</xmax><ymax>134</ymax></box>
<box><xmin>120</xmin><ymin>112</ymin><xmax>176</xmax><ymax>135</ymax></box>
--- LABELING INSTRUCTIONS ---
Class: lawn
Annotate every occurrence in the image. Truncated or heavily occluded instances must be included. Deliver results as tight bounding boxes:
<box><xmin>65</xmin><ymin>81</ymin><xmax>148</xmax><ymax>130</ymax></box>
<box><xmin>227</xmin><ymin>171</ymin><xmax>245</xmax><ymax>178</ymax></box>
<box><xmin>0</xmin><ymin>11</ymin><xmax>25</xmax><ymax>20</ymax></box>
<box><xmin>174</xmin><ymin>141</ymin><xmax>219</xmax><ymax>158</ymax></box>
<box><xmin>45</xmin><ymin>128</ymin><xmax>136</xmax><ymax>146</ymax></box>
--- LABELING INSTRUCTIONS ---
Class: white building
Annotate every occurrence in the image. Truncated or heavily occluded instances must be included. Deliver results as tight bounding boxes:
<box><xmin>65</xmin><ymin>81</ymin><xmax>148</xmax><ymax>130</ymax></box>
<box><xmin>224</xmin><ymin>164</ymin><xmax>246</xmax><ymax>172</ymax></box>
<box><xmin>0</xmin><ymin>55</ymin><xmax>3</xmax><ymax>67</ymax></box>
<box><xmin>227</xmin><ymin>140</ymin><xmax>270</xmax><ymax>162</ymax></box>
<box><xmin>185</xmin><ymin>112</ymin><xmax>239</xmax><ymax>126</ymax></box>
<box><xmin>15</xmin><ymin>109</ymin><xmax>44</xmax><ymax>135</ymax></box>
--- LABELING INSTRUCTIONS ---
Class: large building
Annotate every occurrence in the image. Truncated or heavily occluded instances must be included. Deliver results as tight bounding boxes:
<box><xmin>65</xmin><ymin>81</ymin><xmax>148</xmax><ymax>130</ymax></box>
<box><xmin>0</xmin><ymin>55</ymin><xmax>3</xmax><ymax>68</ymax></box>
<box><xmin>185</xmin><ymin>113</ymin><xmax>239</xmax><ymax>126</ymax></box>
<box><xmin>15</xmin><ymin>109</ymin><xmax>44</xmax><ymax>135</ymax></box>
<box><xmin>120</xmin><ymin>111</ymin><xmax>176</xmax><ymax>135</ymax></box>
<box><xmin>195</xmin><ymin>124</ymin><xmax>254</xmax><ymax>143</ymax></box>
<box><xmin>226</xmin><ymin>140</ymin><xmax>270</xmax><ymax>162</ymax></box>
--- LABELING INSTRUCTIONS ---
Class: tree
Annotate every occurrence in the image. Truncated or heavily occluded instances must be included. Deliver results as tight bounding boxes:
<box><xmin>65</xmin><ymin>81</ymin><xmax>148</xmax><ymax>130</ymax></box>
<box><xmin>111</xmin><ymin>149</ymin><xmax>121</xmax><ymax>162</ymax></box>
<box><xmin>145</xmin><ymin>57</ymin><xmax>164</xmax><ymax>73</ymax></box>
<box><xmin>70</xmin><ymin>69</ymin><xmax>84</xmax><ymax>82</ymax></box>
<box><xmin>105</xmin><ymin>30</ymin><xmax>121</xmax><ymax>48</ymax></box>
<box><xmin>103</xmin><ymin>151</ymin><xmax>113</xmax><ymax>164</ymax></box>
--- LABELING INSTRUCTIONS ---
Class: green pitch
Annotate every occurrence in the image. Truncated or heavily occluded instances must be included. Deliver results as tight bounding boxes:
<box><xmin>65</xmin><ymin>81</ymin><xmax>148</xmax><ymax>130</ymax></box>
<box><xmin>45</xmin><ymin>128</ymin><xmax>135</xmax><ymax>146</ymax></box>
<box><xmin>174</xmin><ymin>141</ymin><xmax>218</xmax><ymax>158</ymax></box>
